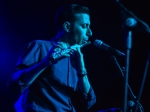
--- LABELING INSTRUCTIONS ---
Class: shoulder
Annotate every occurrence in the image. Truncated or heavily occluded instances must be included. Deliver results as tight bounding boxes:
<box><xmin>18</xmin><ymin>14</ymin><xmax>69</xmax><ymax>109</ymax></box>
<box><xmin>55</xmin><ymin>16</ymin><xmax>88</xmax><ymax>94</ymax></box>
<box><xmin>18</xmin><ymin>40</ymin><xmax>53</xmax><ymax>65</ymax></box>
<box><xmin>27</xmin><ymin>40</ymin><xmax>53</xmax><ymax>49</ymax></box>
<box><xmin>30</xmin><ymin>40</ymin><xmax>51</xmax><ymax>46</ymax></box>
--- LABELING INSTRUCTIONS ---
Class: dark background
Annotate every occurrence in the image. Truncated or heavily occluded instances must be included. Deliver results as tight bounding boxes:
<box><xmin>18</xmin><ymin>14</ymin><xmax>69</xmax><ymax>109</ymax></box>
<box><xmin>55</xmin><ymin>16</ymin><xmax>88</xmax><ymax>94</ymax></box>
<box><xmin>0</xmin><ymin>0</ymin><xmax>150</xmax><ymax>111</ymax></box>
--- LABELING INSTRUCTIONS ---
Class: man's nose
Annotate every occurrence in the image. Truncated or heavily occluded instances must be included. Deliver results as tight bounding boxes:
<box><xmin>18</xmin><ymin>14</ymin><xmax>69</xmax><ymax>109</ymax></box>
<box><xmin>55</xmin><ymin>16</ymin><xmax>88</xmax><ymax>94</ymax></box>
<box><xmin>87</xmin><ymin>28</ymin><xmax>92</xmax><ymax>37</ymax></box>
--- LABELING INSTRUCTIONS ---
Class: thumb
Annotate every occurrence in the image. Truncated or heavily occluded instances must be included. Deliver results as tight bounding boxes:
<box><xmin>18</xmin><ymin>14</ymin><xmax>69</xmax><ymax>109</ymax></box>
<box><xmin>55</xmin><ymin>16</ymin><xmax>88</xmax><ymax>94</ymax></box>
<box><xmin>76</xmin><ymin>47</ymin><xmax>83</xmax><ymax>57</ymax></box>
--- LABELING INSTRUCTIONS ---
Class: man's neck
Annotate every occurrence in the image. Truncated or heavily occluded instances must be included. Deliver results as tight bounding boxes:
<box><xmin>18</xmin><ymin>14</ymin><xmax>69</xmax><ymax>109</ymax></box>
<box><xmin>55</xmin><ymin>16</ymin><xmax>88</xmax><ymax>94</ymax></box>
<box><xmin>55</xmin><ymin>32</ymin><xmax>71</xmax><ymax>47</ymax></box>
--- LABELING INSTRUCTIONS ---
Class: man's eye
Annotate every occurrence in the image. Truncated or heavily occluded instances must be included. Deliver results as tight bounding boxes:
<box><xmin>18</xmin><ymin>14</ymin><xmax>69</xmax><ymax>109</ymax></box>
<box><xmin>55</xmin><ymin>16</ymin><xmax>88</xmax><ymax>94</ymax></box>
<box><xmin>82</xmin><ymin>25</ymin><xmax>87</xmax><ymax>28</ymax></box>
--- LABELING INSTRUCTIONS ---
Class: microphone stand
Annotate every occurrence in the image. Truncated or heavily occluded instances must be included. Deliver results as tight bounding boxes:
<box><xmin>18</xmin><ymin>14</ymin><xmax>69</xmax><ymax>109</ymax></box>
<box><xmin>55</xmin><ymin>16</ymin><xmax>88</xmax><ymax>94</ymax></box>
<box><xmin>112</xmin><ymin>1</ymin><xmax>150</xmax><ymax>111</ymax></box>
<box><xmin>111</xmin><ymin>55</ymin><xmax>144</xmax><ymax>112</ymax></box>
<box><xmin>122</xmin><ymin>11</ymin><xmax>149</xmax><ymax>112</ymax></box>
<box><xmin>116</xmin><ymin>2</ymin><xmax>139</xmax><ymax>111</ymax></box>
<box><xmin>125</xmin><ymin>30</ymin><xmax>132</xmax><ymax>112</ymax></box>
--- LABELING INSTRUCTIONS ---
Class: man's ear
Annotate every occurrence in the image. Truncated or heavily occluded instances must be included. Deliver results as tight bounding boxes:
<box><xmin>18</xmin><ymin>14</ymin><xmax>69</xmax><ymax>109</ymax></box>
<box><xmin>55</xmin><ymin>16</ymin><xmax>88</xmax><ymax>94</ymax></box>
<box><xmin>63</xmin><ymin>21</ymin><xmax>70</xmax><ymax>32</ymax></box>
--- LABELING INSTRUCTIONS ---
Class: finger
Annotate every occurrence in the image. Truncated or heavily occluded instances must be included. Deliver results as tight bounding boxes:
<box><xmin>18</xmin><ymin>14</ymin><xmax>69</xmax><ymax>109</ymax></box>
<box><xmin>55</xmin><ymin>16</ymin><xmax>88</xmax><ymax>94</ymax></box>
<box><xmin>54</xmin><ymin>45</ymin><xmax>66</xmax><ymax>52</ymax></box>
<box><xmin>70</xmin><ymin>49</ymin><xmax>76</xmax><ymax>52</ymax></box>
<box><xmin>70</xmin><ymin>44</ymin><xmax>80</xmax><ymax>50</ymax></box>
<box><xmin>54</xmin><ymin>47</ymin><xmax>61</xmax><ymax>51</ymax></box>
<box><xmin>76</xmin><ymin>47</ymin><xmax>81</xmax><ymax>52</ymax></box>
<box><xmin>76</xmin><ymin>47</ymin><xmax>83</xmax><ymax>57</ymax></box>
<box><xmin>69</xmin><ymin>51</ymin><xmax>74</xmax><ymax>55</ymax></box>
<box><xmin>55</xmin><ymin>45</ymin><xmax>64</xmax><ymax>49</ymax></box>
<box><xmin>63</xmin><ymin>54</ymin><xmax>70</xmax><ymax>57</ymax></box>
<box><xmin>57</xmin><ymin>42</ymin><xmax>68</xmax><ymax>49</ymax></box>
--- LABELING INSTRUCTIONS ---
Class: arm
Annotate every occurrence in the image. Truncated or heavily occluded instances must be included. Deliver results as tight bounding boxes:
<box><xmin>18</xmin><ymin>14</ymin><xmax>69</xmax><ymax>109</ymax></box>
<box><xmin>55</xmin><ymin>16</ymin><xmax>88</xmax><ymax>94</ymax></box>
<box><xmin>70</xmin><ymin>45</ymin><xmax>91</xmax><ymax>94</ymax></box>
<box><xmin>16</xmin><ymin>57</ymin><xmax>50</xmax><ymax>85</ymax></box>
<box><xmin>77</xmin><ymin>53</ymin><xmax>91</xmax><ymax>94</ymax></box>
<box><xmin>71</xmin><ymin>46</ymin><xmax>96</xmax><ymax>108</ymax></box>
<box><xmin>8</xmin><ymin>41</ymin><xmax>52</xmax><ymax>93</ymax></box>
<box><xmin>8</xmin><ymin>41</ymin><xmax>73</xmax><ymax>93</ymax></box>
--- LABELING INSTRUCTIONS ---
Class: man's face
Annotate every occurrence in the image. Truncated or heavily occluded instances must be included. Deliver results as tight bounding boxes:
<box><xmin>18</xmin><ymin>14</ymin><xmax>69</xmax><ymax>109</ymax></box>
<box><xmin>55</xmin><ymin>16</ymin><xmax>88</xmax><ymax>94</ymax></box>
<box><xmin>69</xmin><ymin>13</ymin><xmax>92</xmax><ymax>45</ymax></box>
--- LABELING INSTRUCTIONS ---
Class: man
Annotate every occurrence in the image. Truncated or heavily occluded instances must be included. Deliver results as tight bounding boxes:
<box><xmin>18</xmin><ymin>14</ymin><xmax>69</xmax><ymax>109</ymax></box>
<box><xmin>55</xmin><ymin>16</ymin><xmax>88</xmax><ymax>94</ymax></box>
<box><xmin>8</xmin><ymin>4</ymin><xmax>96</xmax><ymax>112</ymax></box>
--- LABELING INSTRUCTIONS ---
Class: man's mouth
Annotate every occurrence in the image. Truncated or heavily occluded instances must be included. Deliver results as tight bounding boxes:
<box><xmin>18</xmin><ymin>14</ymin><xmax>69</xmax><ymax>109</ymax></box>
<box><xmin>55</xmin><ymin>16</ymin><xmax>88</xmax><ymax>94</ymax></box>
<box><xmin>83</xmin><ymin>40</ymin><xmax>87</xmax><ymax>43</ymax></box>
<box><xmin>82</xmin><ymin>39</ymin><xmax>88</xmax><ymax>44</ymax></box>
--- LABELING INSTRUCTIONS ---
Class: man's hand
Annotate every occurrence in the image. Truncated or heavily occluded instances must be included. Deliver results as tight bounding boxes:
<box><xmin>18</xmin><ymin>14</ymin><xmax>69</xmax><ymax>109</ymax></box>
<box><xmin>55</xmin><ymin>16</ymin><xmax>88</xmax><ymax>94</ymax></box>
<box><xmin>45</xmin><ymin>42</ymin><xmax>86</xmax><ymax>74</ymax></box>
<box><xmin>46</xmin><ymin>42</ymin><xmax>74</xmax><ymax>63</ymax></box>
<box><xmin>70</xmin><ymin>44</ymin><xmax>87</xmax><ymax>74</ymax></box>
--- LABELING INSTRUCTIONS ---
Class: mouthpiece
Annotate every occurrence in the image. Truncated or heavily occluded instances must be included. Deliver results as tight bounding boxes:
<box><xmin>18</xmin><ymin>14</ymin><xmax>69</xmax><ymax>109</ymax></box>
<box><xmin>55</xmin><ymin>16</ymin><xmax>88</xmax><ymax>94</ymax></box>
<box><xmin>80</xmin><ymin>41</ymin><xmax>91</xmax><ymax>48</ymax></box>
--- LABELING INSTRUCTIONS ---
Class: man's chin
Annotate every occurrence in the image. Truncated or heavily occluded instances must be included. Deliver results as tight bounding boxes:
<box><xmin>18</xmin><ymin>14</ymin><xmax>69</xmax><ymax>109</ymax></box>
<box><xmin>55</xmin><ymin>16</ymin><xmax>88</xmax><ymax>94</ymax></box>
<box><xmin>81</xmin><ymin>41</ymin><xmax>87</xmax><ymax>45</ymax></box>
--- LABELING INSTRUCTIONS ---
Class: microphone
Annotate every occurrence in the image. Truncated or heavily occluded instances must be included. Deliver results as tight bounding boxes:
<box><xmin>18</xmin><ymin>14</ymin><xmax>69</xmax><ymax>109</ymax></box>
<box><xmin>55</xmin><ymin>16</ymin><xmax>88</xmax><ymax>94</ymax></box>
<box><xmin>94</xmin><ymin>39</ymin><xmax>125</xmax><ymax>56</ymax></box>
<box><xmin>113</xmin><ymin>0</ymin><xmax>150</xmax><ymax>33</ymax></box>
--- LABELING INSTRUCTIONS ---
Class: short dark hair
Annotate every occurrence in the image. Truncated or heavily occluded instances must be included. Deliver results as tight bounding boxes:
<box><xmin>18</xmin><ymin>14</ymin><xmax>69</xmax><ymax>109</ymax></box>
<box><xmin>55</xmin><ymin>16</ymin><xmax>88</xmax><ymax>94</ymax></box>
<box><xmin>54</xmin><ymin>4</ymin><xmax>90</xmax><ymax>31</ymax></box>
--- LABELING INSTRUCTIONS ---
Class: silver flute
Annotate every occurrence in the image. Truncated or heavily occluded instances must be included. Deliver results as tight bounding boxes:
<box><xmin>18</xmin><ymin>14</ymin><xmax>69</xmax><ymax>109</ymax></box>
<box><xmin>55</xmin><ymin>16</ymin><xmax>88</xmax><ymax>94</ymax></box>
<box><xmin>80</xmin><ymin>41</ymin><xmax>91</xmax><ymax>48</ymax></box>
<box><xmin>52</xmin><ymin>41</ymin><xmax>91</xmax><ymax>60</ymax></box>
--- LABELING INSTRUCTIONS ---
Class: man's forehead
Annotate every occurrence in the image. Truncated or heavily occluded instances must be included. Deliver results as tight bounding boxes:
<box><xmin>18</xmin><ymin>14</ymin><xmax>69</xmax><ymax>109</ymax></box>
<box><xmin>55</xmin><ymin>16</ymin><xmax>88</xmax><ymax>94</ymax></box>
<box><xmin>74</xmin><ymin>13</ymin><xmax>90</xmax><ymax>24</ymax></box>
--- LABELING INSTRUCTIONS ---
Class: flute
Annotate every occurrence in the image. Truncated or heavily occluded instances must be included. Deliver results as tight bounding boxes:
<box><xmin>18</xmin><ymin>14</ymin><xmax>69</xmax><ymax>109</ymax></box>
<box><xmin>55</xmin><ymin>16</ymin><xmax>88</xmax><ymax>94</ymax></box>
<box><xmin>51</xmin><ymin>41</ymin><xmax>91</xmax><ymax>61</ymax></box>
<box><xmin>80</xmin><ymin>41</ymin><xmax>91</xmax><ymax>48</ymax></box>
